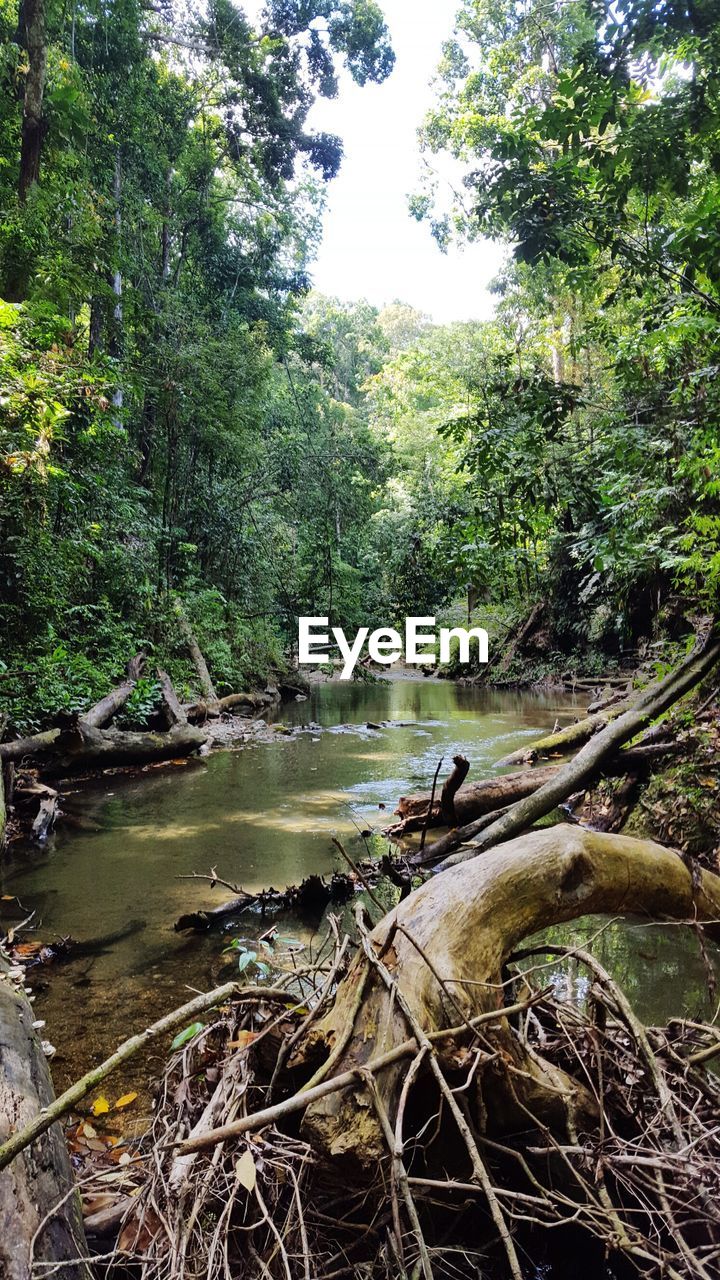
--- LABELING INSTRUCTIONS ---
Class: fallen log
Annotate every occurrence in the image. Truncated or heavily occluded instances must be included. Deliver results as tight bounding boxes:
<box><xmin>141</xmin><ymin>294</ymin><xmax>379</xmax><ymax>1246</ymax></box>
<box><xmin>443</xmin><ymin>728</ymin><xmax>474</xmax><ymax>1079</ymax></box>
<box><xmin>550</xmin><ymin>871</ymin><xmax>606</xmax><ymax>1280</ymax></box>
<box><xmin>441</xmin><ymin>631</ymin><xmax>720</xmax><ymax>868</ymax></box>
<box><xmin>414</xmin><ymin>804</ymin><xmax>514</xmax><ymax>866</ymax></box>
<box><xmin>0</xmin><ymin>727</ymin><xmax>60</xmax><ymax>763</ymax></box>
<box><xmin>301</xmin><ymin>826</ymin><xmax>720</xmax><ymax>1171</ymax></box>
<box><xmin>45</xmin><ymin>721</ymin><xmax>206</xmax><ymax>774</ymax></box>
<box><xmin>413</xmin><ymin>740</ymin><xmax>680</xmax><ymax>866</ymax></box>
<box><xmin>81</xmin><ymin>651</ymin><xmax>145</xmax><ymax>729</ymax></box>
<box><xmin>174</xmin><ymin>598</ymin><xmax>218</xmax><ymax>706</ymax></box>
<box><xmin>389</xmin><ymin>764</ymin><xmax>562</xmax><ymax>836</ymax></box>
<box><xmin>497</xmin><ymin>695</ymin><xmax>638</xmax><ymax>764</ymax></box>
<box><xmin>586</xmin><ymin>686</ymin><xmax>632</xmax><ymax>714</ymax></box>
<box><xmin>175</xmin><ymin>871</ymin><xmax>356</xmax><ymax>932</ymax></box>
<box><xmin>156</xmin><ymin>667</ymin><xmax>187</xmax><ymax>727</ymax></box>
<box><xmin>185</xmin><ymin>691</ymin><xmax>271</xmax><ymax>722</ymax></box>
<box><xmin>0</xmin><ymin>949</ymin><xmax>89</xmax><ymax>1279</ymax></box>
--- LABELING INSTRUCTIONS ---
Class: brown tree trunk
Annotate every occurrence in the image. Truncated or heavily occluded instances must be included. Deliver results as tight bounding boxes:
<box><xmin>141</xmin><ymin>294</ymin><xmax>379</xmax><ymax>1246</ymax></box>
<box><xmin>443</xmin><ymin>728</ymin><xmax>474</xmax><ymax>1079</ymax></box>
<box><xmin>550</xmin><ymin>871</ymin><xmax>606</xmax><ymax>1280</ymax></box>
<box><xmin>157</xmin><ymin>667</ymin><xmax>187</xmax><ymax>727</ymax></box>
<box><xmin>18</xmin><ymin>0</ymin><xmax>47</xmax><ymax>202</ymax></box>
<box><xmin>0</xmin><ymin>728</ymin><xmax>60</xmax><ymax>763</ymax></box>
<box><xmin>411</xmin><ymin>743</ymin><xmax>680</xmax><ymax>865</ymax></box>
<box><xmin>439</xmin><ymin>754</ymin><xmax>469</xmax><ymax>825</ymax></box>
<box><xmin>185</xmin><ymin>691</ymin><xmax>271</xmax><ymax>722</ymax></box>
<box><xmin>0</xmin><ymin>949</ymin><xmax>89</xmax><ymax>1278</ymax></box>
<box><xmin>390</xmin><ymin>764</ymin><xmax>561</xmax><ymax>835</ymax></box>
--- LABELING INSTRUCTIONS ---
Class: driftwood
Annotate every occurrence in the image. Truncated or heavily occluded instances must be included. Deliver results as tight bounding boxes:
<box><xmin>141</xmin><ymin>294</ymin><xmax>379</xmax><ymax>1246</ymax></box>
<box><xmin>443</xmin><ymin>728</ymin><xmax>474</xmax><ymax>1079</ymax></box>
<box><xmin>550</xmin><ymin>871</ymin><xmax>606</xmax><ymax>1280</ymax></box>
<box><xmin>441</xmin><ymin>631</ymin><xmax>720</xmax><ymax>868</ymax></box>
<box><xmin>408</xmin><ymin>740</ymin><xmax>680</xmax><ymax>865</ymax></box>
<box><xmin>175</xmin><ymin>871</ymin><xmax>356</xmax><ymax>932</ymax></box>
<box><xmin>185</xmin><ymin>691</ymin><xmax>271</xmax><ymax>723</ymax></box>
<box><xmin>439</xmin><ymin>753</ymin><xmax>469</xmax><ymax>825</ymax></box>
<box><xmin>46</xmin><ymin>720</ymin><xmax>206</xmax><ymax>774</ymax></box>
<box><xmin>300</xmin><ymin>827</ymin><xmax>720</xmax><ymax>1169</ymax></box>
<box><xmin>388</xmin><ymin>764</ymin><xmax>561</xmax><ymax>837</ymax></box>
<box><xmin>31</xmin><ymin>789</ymin><xmax>58</xmax><ymax>842</ymax></box>
<box><xmin>0</xmin><ymin>949</ymin><xmax>89</xmax><ymax>1278</ymax></box>
<box><xmin>81</xmin><ymin>651</ymin><xmax>145</xmax><ymax>728</ymax></box>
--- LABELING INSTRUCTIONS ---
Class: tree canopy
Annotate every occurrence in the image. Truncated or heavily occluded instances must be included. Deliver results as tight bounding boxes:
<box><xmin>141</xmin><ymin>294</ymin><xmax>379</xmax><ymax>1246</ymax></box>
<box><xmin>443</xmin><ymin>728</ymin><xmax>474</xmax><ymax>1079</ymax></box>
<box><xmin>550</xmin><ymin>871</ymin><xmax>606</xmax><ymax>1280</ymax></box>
<box><xmin>2</xmin><ymin>0</ymin><xmax>720</xmax><ymax>720</ymax></box>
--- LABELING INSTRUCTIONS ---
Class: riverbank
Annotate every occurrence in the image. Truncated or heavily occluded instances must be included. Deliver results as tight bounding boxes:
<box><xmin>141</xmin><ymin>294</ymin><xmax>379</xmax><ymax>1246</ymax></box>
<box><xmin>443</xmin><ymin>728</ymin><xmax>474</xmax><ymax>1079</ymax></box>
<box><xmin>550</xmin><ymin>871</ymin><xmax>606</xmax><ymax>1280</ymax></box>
<box><xmin>3</xmin><ymin>648</ymin><xmax>720</xmax><ymax>1280</ymax></box>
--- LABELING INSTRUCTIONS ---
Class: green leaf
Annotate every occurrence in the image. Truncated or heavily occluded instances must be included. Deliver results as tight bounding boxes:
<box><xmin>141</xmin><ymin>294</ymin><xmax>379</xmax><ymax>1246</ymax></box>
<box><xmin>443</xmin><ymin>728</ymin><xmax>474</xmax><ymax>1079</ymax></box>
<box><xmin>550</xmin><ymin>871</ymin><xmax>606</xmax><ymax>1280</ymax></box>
<box><xmin>171</xmin><ymin>1021</ymin><xmax>205</xmax><ymax>1050</ymax></box>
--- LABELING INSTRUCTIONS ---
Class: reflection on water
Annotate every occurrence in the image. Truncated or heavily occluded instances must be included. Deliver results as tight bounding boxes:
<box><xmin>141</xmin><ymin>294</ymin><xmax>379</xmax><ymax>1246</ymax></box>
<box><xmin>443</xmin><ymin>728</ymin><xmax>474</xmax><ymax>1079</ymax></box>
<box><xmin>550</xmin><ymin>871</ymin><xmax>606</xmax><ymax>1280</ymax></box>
<box><xmin>523</xmin><ymin>916</ymin><xmax>717</xmax><ymax>1026</ymax></box>
<box><xmin>0</xmin><ymin>677</ymin><xmax>715</xmax><ymax>1092</ymax></box>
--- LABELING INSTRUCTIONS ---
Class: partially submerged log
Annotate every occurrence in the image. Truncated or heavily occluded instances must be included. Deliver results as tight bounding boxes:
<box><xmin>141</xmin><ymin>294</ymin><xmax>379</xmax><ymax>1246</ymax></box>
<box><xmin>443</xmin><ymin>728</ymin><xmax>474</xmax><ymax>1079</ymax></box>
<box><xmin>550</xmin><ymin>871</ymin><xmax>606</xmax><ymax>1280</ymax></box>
<box><xmin>0</xmin><ymin>949</ymin><xmax>89</xmax><ymax>1279</ymax></box>
<box><xmin>442</xmin><ymin>631</ymin><xmax>720</xmax><ymax>868</ymax></box>
<box><xmin>47</xmin><ymin>720</ymin><xmax>206</xmax><ymax>774</ymax></box>
<box><xmin>0</xmin><ymin>666</ymin><xmax>206</xmax><ymax>786</ymax></box>
<box><xmin>301</xmin><ymin>826</ymin><xmax>720</xmax><ymax>1168</ymax></box>
<box><xmin>389</xmin><ymin>764</ymin><xmax>561</xmax><ymax>836</ymax></box>
<box><xmin>411</xmin><ymin>740</ymin><xmax>680</xmax><ymax>865</ymax></box>
<box><xmin>497</xmin><ymin>693</ymin><xmax>638</xmax><ymax>764</ymax></box>
<box><xmin>31</xmin><ymin>788</ymin><xmax>59</xmax><ymax>842</ymax></box>
<box><xmin>175</xmin><ymin>872</ymin><xmax>357</xmax><ymax>932</ymax></box>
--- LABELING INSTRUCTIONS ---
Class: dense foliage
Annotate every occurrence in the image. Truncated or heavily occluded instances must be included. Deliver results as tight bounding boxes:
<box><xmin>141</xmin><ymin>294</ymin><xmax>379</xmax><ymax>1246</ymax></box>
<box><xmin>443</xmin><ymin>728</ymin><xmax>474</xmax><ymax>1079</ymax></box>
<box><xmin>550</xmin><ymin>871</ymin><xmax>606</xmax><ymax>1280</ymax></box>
<box><xmin>2</xmin><ymin>0</ymin><xmax>720</xmax><ymax>725</ymax></box>
<box><xmin>0</xmin><ymin>0</ymin><xmax>399</xmax><ymax>720</ymax></box>
<box><xmin>410</xmin><ymin>0</ymin><xmax>720</xmax><ymax>652</ymax></box>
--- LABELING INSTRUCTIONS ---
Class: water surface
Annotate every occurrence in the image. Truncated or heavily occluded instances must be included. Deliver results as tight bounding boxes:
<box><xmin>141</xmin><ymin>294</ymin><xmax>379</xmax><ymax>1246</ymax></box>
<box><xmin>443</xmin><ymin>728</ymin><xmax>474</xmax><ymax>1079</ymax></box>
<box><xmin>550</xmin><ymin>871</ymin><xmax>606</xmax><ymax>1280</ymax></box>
<box><xmin>1</xmin><ymin>677</ymin><xmax>715</xmax><ymax>1094</ymax></box>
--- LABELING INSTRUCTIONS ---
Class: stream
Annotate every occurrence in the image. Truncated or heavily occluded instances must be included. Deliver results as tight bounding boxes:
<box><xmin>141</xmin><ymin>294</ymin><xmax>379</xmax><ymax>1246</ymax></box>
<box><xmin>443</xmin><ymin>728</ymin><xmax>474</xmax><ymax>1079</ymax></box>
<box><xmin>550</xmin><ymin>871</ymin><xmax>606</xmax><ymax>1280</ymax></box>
<box><xmin>1</xmin><ymin>675</ymin><xmax>716</xmax><ymax>1105</ymax></box>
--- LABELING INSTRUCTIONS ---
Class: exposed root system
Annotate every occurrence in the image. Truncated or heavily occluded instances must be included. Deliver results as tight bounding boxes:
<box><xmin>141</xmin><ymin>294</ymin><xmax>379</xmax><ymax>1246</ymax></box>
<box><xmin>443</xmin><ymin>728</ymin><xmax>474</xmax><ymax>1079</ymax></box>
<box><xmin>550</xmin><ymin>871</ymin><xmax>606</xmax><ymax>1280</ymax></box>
<box><xmin>115</xmin><ymin>926</ymin><xmax>720</xmax><ymax>1280</ymax></box>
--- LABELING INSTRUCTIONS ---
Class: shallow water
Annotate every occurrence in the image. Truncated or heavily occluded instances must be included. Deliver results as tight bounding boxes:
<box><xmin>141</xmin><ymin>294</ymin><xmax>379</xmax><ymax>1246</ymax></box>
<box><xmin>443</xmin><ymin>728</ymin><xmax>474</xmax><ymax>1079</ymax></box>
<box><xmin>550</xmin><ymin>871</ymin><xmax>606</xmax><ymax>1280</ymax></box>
<box><xmin>0</xmin><ymin>677</ymin><xmax>715</xmax><ymax>1095</ymax></box>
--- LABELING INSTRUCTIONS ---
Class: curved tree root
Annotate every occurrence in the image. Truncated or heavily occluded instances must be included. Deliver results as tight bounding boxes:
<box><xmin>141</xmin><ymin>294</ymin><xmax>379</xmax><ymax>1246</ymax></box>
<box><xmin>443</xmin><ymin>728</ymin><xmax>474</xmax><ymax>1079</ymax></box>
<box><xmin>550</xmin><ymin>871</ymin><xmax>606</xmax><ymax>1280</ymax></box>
<box><xmin>110</xmin><ymin>826</ymin><xmax>720</xmax><ymax>1280</ymax></box>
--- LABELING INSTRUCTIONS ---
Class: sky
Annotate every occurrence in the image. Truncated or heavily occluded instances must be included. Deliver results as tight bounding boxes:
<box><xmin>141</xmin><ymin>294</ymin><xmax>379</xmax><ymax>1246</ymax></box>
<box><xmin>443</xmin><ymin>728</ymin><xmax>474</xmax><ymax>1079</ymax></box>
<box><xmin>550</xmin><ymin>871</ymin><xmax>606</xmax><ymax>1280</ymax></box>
<box><xmin>242</xmin><ymin>0</ymin><xmax>504</xmax><ymax>323</ymax></box>
<box><xmin>307</xmin><ymin>0</ymin><xmax>503</xmax><ymax>323</ymax></box>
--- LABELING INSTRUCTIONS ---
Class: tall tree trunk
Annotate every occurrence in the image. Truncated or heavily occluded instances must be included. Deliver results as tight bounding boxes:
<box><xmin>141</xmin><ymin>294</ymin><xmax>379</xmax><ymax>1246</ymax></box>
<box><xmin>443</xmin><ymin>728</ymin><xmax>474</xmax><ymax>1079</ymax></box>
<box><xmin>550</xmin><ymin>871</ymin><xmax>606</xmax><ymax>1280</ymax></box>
<box><xmin>18</xmin><ymin>0</ymin><xmax>47</xmax><ymax>203</ymax></box>
<box><xmin>110</xmin><ymin>151</ymin><xmax>124</xmax><ymax>418</ymax></box>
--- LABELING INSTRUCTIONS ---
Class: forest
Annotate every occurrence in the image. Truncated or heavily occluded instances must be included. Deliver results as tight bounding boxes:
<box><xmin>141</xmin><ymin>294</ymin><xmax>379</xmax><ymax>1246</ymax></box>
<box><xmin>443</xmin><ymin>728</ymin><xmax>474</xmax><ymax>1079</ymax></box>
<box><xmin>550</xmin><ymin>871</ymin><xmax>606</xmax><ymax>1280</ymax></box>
<box><xmin>2</xmin><ymin>1</ymin><xmax>720</xmax><ymax>1278</ymax></box>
